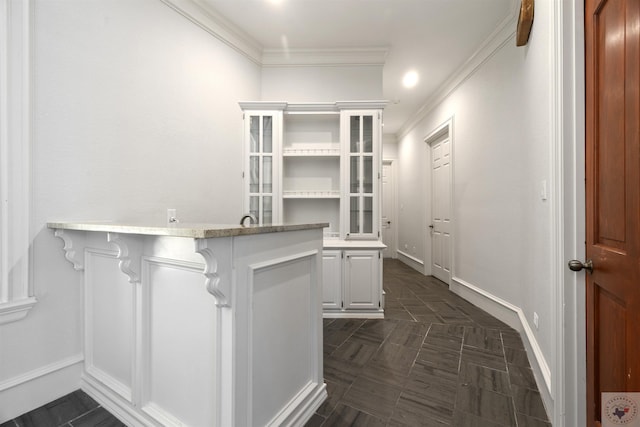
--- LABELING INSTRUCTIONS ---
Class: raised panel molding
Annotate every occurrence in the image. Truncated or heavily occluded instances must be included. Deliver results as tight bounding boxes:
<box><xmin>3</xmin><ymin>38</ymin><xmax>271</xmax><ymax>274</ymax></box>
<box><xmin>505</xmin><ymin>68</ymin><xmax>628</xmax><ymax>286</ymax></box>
<box><xmin>246</xmin><ymin>249</ymin><xmax>322</xmax><ymax>427</ymax></box>
<box><xmin>84</xmin><ymin>249</ymin><xmax>134</xmax><ymax>404</ymax></box>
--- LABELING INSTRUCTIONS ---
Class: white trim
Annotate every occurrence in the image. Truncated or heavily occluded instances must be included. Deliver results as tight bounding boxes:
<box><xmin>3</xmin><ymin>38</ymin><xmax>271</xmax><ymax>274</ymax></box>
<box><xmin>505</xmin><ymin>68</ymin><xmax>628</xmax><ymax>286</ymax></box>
<box><xmin>0</xmin><ymin>354</ymin><xmax>83</xmax><ymax>392</ymax></box>
<box><xmin>262</xmin><ymin>48</ymin><xmax>388</xmax><ymax>67</ymax></box>
<box><xmin>0</xmin><ymin>296</ymin><xmax>37</xmax><ymax>325</ymax></box>
<box><xmin>159</xmin><ymin>0</ymin><xmax>263</xmax><ymax>64</ymax></box>
<box><xmin>0</xmin><ymin>0</ymin><xmax>35</xmax><ymax>324</ymax></box>
<box><xmin>0</xmin><ymin>0</ymin><xmax>9</xmax><ymax>304</ymax></box>
<box><xmin>81</xmin><ymin>376</ymin><xmax>151</xmax><ymax>427</ymax></box>
<box><xmin>382</xmin><ymin>159</ymin><xmax>398</xmax><ymax>258</ymax></box>
<box><xmin>397</xmin><ymin>8</ymin><xmax>519</xmax><ymax>139</ymax></box>
<box><xmin>266</xmin><ymin>381</ymin><xmax>327</xmax><ymax>427</ymax></box>
<box><xmin>450</xmin><ymin>277</ymin><xmax>552</xmax><ymax>404</ymax></box>
<box><xmin>550</xmin><ymin>0</ymin><xmax>569</xmax><ymax>425</ymax></box>
<box><xmin>322</xmin><ymin>311</ymin><xmax>384</xmax><ymax>319</ymax></box>
<box><xmin>396</xmin><ymin>250</ymin><xmax>424</xmax><ymax>270</ymax></box>
<box><xmin>142</xmin><ymin>402</ymin><xmax>183</xmax><ymax>427</ymax></box>
<box><xmin>160</xmin><ymin>0</ymin><xmax>388</xmax><ymax>68</ymax></box>
<box><xmin>562</xmin><ymin>1</ymin><xmax>586</xmax><ymax>426</ymax></box>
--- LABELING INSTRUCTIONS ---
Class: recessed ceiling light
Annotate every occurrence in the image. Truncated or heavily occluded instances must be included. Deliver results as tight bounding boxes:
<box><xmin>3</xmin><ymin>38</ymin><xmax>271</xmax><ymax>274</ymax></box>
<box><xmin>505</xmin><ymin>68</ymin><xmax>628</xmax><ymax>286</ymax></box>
<box><xmin>402</xmin><ymin>70</ymin><xmax>419</xmax><ymax>88</ymax></box>
<box><xmin>267</xmin><ymin>0</ymin><xmax>284</xmax><ymax>5</ymax></box>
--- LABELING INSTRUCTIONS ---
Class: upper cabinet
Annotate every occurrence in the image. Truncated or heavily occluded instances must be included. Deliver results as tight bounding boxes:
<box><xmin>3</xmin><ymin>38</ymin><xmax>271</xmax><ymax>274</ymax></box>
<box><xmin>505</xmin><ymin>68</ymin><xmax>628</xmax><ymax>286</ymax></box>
<box><xmin>342</xmin><ymin>109</ymin><xmax>381</xmax><ymax>240</ymax></box>
<box><xmin>241</xmin><ymin>104</ymin><xmax>285</xmax><ymax>226</ymax></box>
<box><xmin>240</xmin><ymin>101</ymin><xmax>384</xmax><ymax>239</ymax></box>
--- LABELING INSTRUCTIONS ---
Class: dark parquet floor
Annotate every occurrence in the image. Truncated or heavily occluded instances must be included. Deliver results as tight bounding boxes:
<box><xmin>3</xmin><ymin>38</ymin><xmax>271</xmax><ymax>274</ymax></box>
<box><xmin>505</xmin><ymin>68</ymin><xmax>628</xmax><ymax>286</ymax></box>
<box><xmin>305</xmin><ymin>259</ymin><xmax>551</xmax><ymax>427</ymax></box>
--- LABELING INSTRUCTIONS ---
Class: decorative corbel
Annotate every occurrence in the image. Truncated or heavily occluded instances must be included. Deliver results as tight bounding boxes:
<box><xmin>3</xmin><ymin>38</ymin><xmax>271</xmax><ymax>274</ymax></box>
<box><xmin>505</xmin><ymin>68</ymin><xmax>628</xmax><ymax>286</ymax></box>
<box><xmin>195</xmin><ymin>239</ymin><xmax>230</xmax><ymax>307</ymax></box>
<box><xmin>107</xmin><ymin>232</ymin><xmax>143</xmax><ymax>284</ymax></box>
<box><xmin>53</xmin><ymin>229</ymin><xmax>86</xmax><ymax>271</ymax></box>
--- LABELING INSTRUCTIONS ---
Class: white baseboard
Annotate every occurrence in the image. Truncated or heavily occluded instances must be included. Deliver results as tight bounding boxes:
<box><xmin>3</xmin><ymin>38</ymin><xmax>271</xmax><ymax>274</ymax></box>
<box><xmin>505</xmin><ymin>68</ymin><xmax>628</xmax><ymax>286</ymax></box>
<box><xmin>323</xmin><ymin>311</ymin><xmax>384</xmax><ymax>319</ymax></box>
<box><xmin>268</xmin><ymin>382</ymin><xmax>327</xmax><ymax>427</ymax></box>
<box><xmin>450</xmin><ymin>276</ymin><xmax>553</xmax><ymax>419</ymax></box>
<box><xmin>0</xmin><ymin>354</ymin><xmax>83</xmax><ymax>422</ymax></box>
<box><xmin>81</xmin><ymin>375</ymin><xmax>152</xmax><ymax>427</ymax></box>
<box><xmin>396</xmin><ymin>250</ymin><xmax>424</xmax><ymax>273</ymax></box>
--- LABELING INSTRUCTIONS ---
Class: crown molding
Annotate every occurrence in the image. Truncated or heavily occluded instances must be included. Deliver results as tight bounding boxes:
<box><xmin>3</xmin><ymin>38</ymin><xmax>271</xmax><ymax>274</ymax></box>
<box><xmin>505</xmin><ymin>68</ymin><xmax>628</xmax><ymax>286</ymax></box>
<box><xmin>396</xmin><ymin>3</ymin><xmax>520</xmax><ymax>139</ymax></box>
<box><xmin>159</xmin><ymin>0</ymin><xmax>263</xmax><ymax>64</ymax></box>
<box><xmin>239</xmin><ymin>101</ymin><xmax>388</xmax><ymax>113</ymax></box>
<box><xmin>160</xmin><ymin>0</ymin><xmax>388</xmax><ymax>68</ymax></box>
<box><xmin>262</xmin><ymin>47</ymin><xmax>388</xmax><ymax>67</ymax></box>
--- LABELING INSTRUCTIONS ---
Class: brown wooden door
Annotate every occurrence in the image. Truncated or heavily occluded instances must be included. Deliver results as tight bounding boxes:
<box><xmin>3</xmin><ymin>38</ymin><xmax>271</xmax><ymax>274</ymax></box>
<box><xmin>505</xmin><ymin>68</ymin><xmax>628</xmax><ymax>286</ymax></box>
<box><xmin>585</xmin><ymin>0</ymin><xmax>640</xmax><ymax>425</ymax></box>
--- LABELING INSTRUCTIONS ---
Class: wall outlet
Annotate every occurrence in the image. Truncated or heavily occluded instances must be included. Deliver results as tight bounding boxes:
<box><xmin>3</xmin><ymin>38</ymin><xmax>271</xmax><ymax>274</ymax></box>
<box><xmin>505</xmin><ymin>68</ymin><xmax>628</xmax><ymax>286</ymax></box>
<box><xmin>533</xmin><ymin>312</ymin><xmax>539</xmax><ymax>330</ymax></box>
<box><xmin>167</xmin><ymin>208</ymin><xmax>177</xmax><ymax>224</ymax></box>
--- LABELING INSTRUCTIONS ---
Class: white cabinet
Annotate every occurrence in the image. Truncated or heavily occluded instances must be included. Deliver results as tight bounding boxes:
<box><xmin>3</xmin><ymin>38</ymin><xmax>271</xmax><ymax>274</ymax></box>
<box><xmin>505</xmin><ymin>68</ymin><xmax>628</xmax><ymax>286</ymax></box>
<box><xmin>321</xmin><ymin>246</ymin><xmax>384</xmax><ymax>317</ymax></box>
<box><xmin>342</xmin><ymin>110</ymin><xmax>381</xmax><ymax>240</ymax></box>
<box><xmin>322</xmin><ymin>250</ymin><xmax>342</xmax><ymax>310</ymax></box>
<box><xmin>241</xmin><ymin>105</ymin><xmax>285</xmax><ymax>225</ymax></box>
<box><xmin>240</xmin><ymin>101</ymin><xmax>386</xmax><ymax>318</ymax></box>
<box><xmin>344</xmin><ymin>250</ymin><xmax>381</xmax><ymax>310</ymax></box>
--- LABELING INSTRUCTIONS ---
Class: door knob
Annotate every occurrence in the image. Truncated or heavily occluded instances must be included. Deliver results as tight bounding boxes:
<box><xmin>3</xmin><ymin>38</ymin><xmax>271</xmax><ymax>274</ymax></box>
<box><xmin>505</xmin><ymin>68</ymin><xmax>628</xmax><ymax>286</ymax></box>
<box><xmin>568</xmin><ymin>259</ymin><xmax>593</xmax><ymax>274</ymax></box>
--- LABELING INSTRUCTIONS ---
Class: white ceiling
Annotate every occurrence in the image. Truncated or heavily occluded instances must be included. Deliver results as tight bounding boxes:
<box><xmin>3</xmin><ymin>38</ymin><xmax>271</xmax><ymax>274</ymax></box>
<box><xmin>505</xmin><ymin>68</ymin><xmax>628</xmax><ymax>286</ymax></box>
<box><xmin>197</xmin><ymin>0</ymin><xmax>516</xmax><ymax>135</ymax></box>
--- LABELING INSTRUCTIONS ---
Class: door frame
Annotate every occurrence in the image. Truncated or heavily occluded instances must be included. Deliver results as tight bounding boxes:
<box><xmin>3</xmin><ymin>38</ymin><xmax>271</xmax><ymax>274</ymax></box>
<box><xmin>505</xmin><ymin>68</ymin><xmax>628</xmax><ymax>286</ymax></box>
<box><xmin>424</xmin><ymin>117</ymin><xmax>454</xmax><ymax>282</ymax></box>
<box><xmin>381</xmin><ymin>159</ymin><xmax>398</xmax><ymax>258</ymax></box>
<box><xmin>558</xmin><ymin>1</ymin><xmax>586</xmax><ymax>426</ymax></box>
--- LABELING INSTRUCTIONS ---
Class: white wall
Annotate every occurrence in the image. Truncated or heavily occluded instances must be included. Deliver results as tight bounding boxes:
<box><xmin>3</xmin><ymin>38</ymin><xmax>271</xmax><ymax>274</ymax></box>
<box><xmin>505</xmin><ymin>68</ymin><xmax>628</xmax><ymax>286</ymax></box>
<box><xmin>261</xmin><ymin>65</ymin><xmax>383</xmax><ymax>101</ymax></box>
<box><xmin>396</xmin><ymin>2</ymin><xmax>558</xmax><ymax>419</ymax></box>
<box><xmin>0</xmin><ymin>0</ymin><xmax>261</xmax><ymax>421</ymax></box>
<box><xmin>382</xmin><ymin>134</ymin><xmax>398</xmax><ymax>159</ymax></box>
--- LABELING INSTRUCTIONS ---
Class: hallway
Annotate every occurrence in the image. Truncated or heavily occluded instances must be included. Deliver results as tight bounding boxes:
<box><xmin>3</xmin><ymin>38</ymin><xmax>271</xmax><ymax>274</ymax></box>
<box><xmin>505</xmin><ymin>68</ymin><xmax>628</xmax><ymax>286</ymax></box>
<box><xmin>306</xmin><ymin>259</ymin><xmax>551</xmax><ymax>426</ymax></box>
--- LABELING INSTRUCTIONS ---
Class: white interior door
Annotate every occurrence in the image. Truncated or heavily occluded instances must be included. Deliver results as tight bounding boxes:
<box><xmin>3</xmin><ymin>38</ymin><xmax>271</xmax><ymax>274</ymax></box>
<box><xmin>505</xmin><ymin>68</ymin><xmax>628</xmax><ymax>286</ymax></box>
<box><xmin>381</xmin><ymin>161</ymin><xmax>396</xmax><ymax>258</ymax></box>
<box><xmin>430</xmin><ymin>135</ymin><xmax>452</xmax><ymax>283</ymax></box>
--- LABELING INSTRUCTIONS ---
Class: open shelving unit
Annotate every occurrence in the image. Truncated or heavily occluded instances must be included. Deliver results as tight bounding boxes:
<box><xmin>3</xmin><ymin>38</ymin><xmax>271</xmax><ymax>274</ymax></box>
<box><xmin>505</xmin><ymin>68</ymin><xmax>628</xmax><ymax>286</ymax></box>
<box><xmin>240</xmin><ymin>101</ymin><xmax>387</xmax><ymax>318</ymax></box>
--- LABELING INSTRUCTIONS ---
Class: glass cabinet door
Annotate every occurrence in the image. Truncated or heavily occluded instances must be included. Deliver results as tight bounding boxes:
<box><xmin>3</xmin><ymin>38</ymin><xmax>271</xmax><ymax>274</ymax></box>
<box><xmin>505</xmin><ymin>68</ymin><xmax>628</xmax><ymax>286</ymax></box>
<box><xmin>246</xmin><ymin>113</ymin><xmax>278</xmax><ymax>225</ymax></box>
<box><xmin>345</xmin><ymin>111</ymin><xmax>378</xmax><ymax>239</ymax></box>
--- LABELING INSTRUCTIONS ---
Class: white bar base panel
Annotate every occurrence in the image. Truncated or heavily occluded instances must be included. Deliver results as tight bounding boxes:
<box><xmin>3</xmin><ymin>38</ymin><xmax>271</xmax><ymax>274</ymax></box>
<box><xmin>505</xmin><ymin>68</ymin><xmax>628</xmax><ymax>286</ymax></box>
<box><xmin>449</xmin><ymin>277</ymin><xmax>552</xmax><ymax>421</ymax></box>
<box><xmin>48</xmin><ymin>224</ymin><xmax>327</xmax><ymax>427</ymax></box>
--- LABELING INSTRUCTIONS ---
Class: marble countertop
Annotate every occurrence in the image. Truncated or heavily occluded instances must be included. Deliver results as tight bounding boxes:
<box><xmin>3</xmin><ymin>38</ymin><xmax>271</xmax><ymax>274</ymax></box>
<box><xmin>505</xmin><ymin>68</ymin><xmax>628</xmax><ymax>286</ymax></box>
<box><xmin>47</xmin><ymin>221</ymin><xmax>329</xmax><ymax>239</ymax></box>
